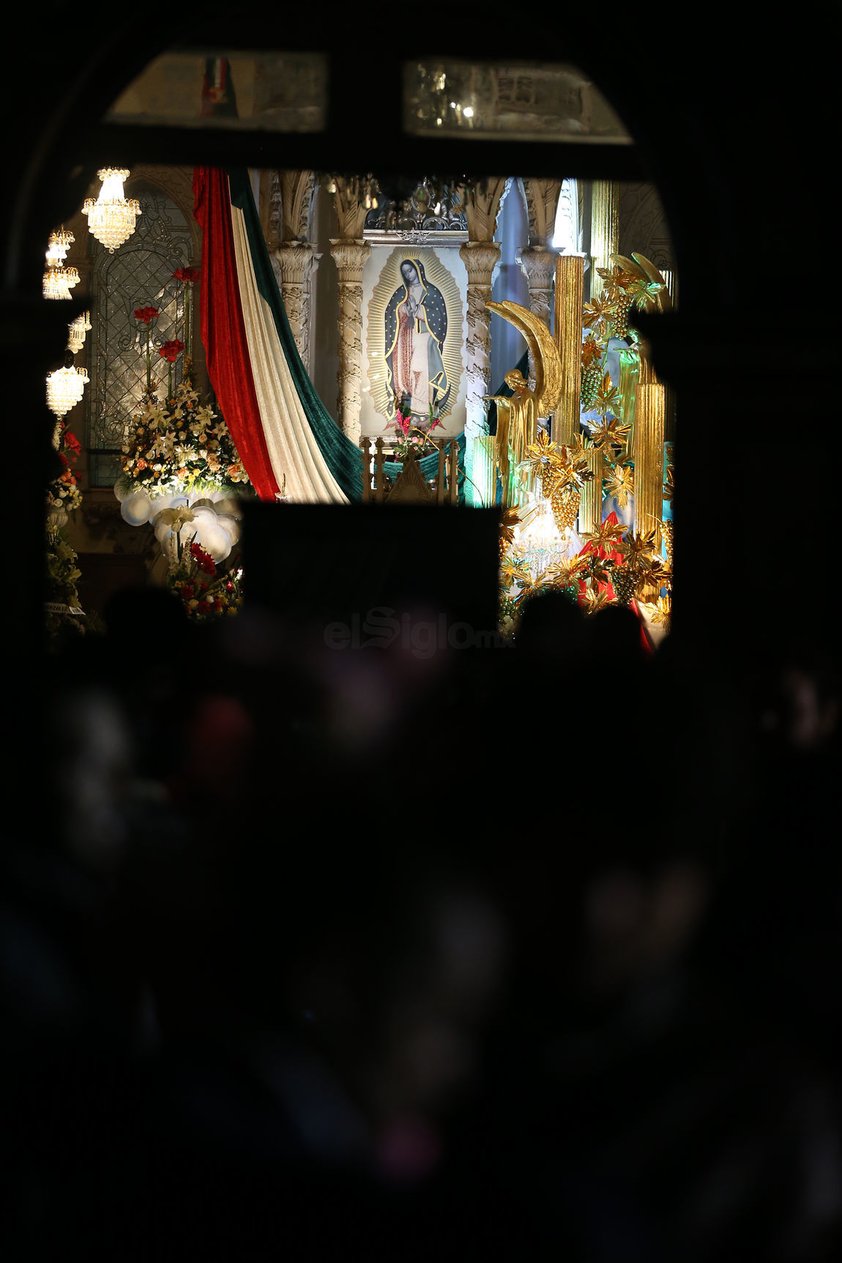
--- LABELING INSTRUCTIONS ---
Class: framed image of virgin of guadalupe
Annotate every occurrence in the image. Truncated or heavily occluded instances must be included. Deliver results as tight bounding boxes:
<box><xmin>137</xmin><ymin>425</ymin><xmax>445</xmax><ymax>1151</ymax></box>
<box><xmin>366</xmin><ymin>248</ymin><xmax>465</xmax><ymax>435</ymax></box>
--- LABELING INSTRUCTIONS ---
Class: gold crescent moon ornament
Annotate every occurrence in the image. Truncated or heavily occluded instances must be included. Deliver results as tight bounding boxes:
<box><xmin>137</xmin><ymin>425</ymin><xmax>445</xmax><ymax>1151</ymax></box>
<box><xmin>486</xmin><ymin>299</ymin><xmax>563</xmax><ymax>416</ymax></box>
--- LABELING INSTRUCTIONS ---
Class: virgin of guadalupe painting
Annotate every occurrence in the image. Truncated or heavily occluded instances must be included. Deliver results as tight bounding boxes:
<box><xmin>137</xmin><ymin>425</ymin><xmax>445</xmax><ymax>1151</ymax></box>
<box><xmin>384</xmin><ymin>258</ymin><xmax>452</xmax><ymax>421</ymax></box>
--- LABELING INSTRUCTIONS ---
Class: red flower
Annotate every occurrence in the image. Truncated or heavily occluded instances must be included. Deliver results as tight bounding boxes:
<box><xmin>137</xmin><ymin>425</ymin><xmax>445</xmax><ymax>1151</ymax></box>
<box><xmin>394</xmin><ymin>411</ymin><xmax>411</xmax><ymax>437</ymax></box>
<box><xmin>63</xmin><ymin>429</ymin><xmax>81</xmax><ymax>458</ymax></box>
<box><xmin>190</xmin><ymin>541</ymin><xmax>216</xmax><ymax>574</ymax></box>
<box><xmin>173</xmin><ymin>267</ymin><xmax>200</xmax><ymax>284</ymax></box>
<box><xmin>134</xmin><ymin>306</ymin><xmax>159</xmax><ymax>324</ymax></box>
<box><xmin>159</xmin><ymin>338</ymin><xmax>185</xmax><ymax>363</ymax></box>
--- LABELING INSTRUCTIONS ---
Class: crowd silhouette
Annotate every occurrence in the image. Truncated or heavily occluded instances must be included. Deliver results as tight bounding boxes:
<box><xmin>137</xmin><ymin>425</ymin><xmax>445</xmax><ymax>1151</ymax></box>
<box><xmin>3</xmin><ymin>537</ymin><xmax>842</xmax><ymax>1261</ymax></box>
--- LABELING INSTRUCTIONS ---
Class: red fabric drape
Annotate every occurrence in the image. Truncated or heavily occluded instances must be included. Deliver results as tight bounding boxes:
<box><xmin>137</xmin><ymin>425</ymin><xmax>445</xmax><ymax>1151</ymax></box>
<box><xmin>192</xmin><ymin>167</ymin><xmax>279</xmax><ymax>501</ymax></box>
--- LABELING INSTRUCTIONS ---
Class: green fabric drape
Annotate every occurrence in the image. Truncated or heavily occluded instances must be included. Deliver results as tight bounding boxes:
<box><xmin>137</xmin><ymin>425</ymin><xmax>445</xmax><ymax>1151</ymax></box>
<box><xmin>229</xmin><ymin>169</ymin><xmax>364</xmax><ymax>502</ymax></box>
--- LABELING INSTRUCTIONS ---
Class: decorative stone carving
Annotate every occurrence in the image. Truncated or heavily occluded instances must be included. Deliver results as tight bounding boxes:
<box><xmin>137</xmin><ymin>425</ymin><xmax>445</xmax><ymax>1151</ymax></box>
<box><xmin>518</xmin><ymin>246</ymin><xmax>558</xmax><ymax>388</ymax></box>
<box><xmin>463</xmin><ymin>179</ymin><xmax>507</xmax><ymax>243</ymax></box>
<box><xmin>521</xmin><ymin>178</ymin><xmax>562</xmax><ymax>249</ymax></box>
<box><xmin>280</xmin><ymin>169</ymin><xmax>316</xmax><ymax>242</ymax></box>
<box><xmin>554</xmin><ymin>178</ymin><xmax>581</xmax><ymax>253</ymax></box>
<box><xmin>329</xmin><ymin>238</ymin><xmax>370</xmax><ymax>443</ymax></box>
<box><xmin>273</xmin><ymin>241</ymin><xmax>321</xmax><ymax>371</ymax></box>
<box><xmin>332</xmin><ymin>178</ymin><xmax>369</xmax><ymax>240</ymax></box>
<box><xmin>459</xmin><ymin>240</ymin><xmax>501</xmax><ymax>443</ymax></box>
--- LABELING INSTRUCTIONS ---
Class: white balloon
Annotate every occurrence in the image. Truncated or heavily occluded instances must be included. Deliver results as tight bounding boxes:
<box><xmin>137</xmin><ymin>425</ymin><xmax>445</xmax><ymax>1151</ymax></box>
<box><xmin>214</xmin><ymin>513</ymin><xmax>241</xmax><ymax>546</ymax></box>
<box><xmin>189</xmin><ymin>505</ymin><xmax>218</xmax><ymax>532</ymax></box>
<box><xmin>152</xmin><ymin>515</ymin><xmax>173</xmax><ymax>543</ymax></box>
<box><xmin>120</xmin><ymin>490</ymin><xmax>152</xmax><ymax>526</ymax></box>
<box><xmin>194</xmin><ymin>516</ymin><xmax>234</xmax><ymax>562</ymax></box>
<box><xmin>149</xmin><ymin>491</ymin><xmax>176</xmax><ymax>516</ymax></box>
<box><xmin>214</xmin><ymin>495</ymin><xmax>243</xmax><ymax>518</ymax></box>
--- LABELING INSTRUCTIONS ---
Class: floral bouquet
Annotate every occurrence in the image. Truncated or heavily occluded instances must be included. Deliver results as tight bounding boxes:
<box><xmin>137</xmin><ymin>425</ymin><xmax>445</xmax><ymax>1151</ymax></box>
<box><xmin>115</xmin><ymin>271</ymin><xmax>252</xmax><ymax>622</ymax></box>
<box><xmin>389</xmin><ymin>401</ymin><xmax>444</xmax><ymax>462</ymax></box>
<box><xmin>47</xmin><ymin>422</ymin><xmax>83</xmax><ymax>527</ymax></box>
<box><xmin>117</xmin><ymin>296</ymin><xmax>249</xmax><ymax>504</ymax></box>
<box><xmin>117</xmin><ymin>368</ymin><xmax>250</xmax><ymax>502</ymax></box>
<box><xmin>166</xmin><ymin>537</ymin><xmax>244</xmax><ymax>623</ymax></box>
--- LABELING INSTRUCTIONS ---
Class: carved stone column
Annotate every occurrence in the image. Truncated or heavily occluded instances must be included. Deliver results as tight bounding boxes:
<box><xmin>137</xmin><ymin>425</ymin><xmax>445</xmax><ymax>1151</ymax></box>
<box><xmin>518</xmin><ymin>245</ymin><xmax>557</xmax><ymax>388</ymax></box>
<box><xmin>273</xmin><ymin>242</ymin><xmax>321</xmax><ymax>373</ymax></box>
<box><xmin>460</xmin><ymin>240</ymin><xmax>501</xmax><ymax>504</ymax></box>
<box><xmin>590</xmin><ymin>180</ymin><xmax>620</xmax><ymax>299</ymax></box>
<box><xmin>329</xmin><ymin>238</ymin><xmax>370</xmax><ymax>444</ymax></box>
<box><xmin>459</xmin><ymin>240</ymin><xmax>501</xmax><ymax>444</ymax></box>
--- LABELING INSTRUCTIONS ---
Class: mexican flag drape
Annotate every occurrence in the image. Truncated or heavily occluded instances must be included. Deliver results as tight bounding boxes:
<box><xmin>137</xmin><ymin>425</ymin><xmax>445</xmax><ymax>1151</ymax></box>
<box><xmin>192</xmin><ymin>167</ymin><xmax>363</xmax><ymax>504</ymax></box>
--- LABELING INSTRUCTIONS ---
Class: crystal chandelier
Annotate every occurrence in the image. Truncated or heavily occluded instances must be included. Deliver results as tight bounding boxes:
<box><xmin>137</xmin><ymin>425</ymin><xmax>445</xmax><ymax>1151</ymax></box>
<box><xmin>82</xmin><ymin>168</ymin><xmax>141</xmax><ymax>252</ymax></box>
<box><xmin>46</xmin><ymin>363</ymin><xmax>89</xmax><ymax>419</ymax></box>
<box><xmin>67</xmin><ymin>311</ymin><xmax>92</xmax><ymax>354</ymax></box>
<box><xmin>43</xmin><ymin>228</ymin><xmax>81</xmax><ymax>300</ymax></box>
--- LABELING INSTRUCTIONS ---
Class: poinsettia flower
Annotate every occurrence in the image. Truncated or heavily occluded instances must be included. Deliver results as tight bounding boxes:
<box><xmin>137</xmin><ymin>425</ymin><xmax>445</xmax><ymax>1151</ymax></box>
<box><xmin>591</xmin><ymin>375</ymin><xmax>624</xmax><ymax>421</ymax></box>
<box><xmin>134</xmin><ymin>306</ymin><xmax>159</xmax><ymax>324</ymax></box>
<box><xmin>582</xmin><ymin>517</ymin><xmax>627</xmax><ymax>555</ymax></box>
<box><xmin>582</xmin><ymin>295</ymin><xmax>615</xmax><ymax>329</ymax></box>
<box><xmin>173</xmin><ymin>266</ymin><xmax>200</xmax><ymax>283</ymax></box>
<box><xmin>648</xmin><ymin>594</ymin><xmax>672</xmax><ymax>627</ymax></box>
<box><xmin>500</xmin><ymin>556</ymin><xmax>532</xmax><ymax>588</ymax></box>
<box><xmin>582</xmin><ymin>586</ymin><xmax>614</xmax><ymax>614</ymax></box>
<box><xmin>605</xmin><ymin>462</ymin><xmax>635</xmax><ymax>507</ymax></box>
<box><xmin>543</xmin><ymin>554</ymin><xmax>588</xmax><ymax>588</ymax></box>
<box><xmin>619</xmin><ymin>529</ymin><xmax>661</xmax><ymax>569</ymax></box>
<box><xmin>588</xmin><ymin>414</ymin><xmax>631</xmax><ymax>450</ymax></box>
<box><xmin>581</xmin><ymin>335</ymin><xmax>603</xmax><ymax>368</ymax></box>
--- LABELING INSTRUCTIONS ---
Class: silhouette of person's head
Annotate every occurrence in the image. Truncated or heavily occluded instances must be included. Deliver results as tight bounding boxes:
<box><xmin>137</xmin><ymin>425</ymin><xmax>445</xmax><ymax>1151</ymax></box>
<box><xmin>516</xmin><ymin>587</ymin><xmax>584</xmax><ymax>655</ymax></box>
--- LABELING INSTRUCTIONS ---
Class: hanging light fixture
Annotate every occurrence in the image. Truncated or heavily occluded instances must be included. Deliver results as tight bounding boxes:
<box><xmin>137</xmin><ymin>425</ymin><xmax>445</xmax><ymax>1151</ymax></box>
<box><xmin>82</xmin><ymin>168</ymin><xmax>141</xmax><ymax>252</ymax></box>
<box><xmin>45</xmin><ymin>227</ymin><xmax>74</xmax><ymax>267</ymax></box>
<box><xmin>67</xmin><ymin>310</ymin><xmax>92</xmax><ymax>354</ymax></box>
<box><xmin>43</xmin><ymin>265</ymin><xmax>81</xmax><ymax>301</ymax></box>
<box><xmin>43</xmin><ymin>227</ymin><xmax>81</xmax><ymax>300</ymax></box>
<box><xmin>46</xmin><ymin>362</ymin><xmax>89</xmax><ymax>419</ymax></box>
